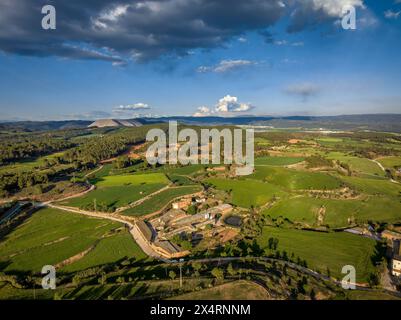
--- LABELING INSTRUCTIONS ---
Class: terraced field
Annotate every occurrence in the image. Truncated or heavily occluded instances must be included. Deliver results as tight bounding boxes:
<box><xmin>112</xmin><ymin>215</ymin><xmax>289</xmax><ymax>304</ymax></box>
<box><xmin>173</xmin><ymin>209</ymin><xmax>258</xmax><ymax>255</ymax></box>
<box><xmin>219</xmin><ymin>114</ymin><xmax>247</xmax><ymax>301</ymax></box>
<box><xmin>340</xmin><ymin>176</ymin><xmax>401</xmax><ymax>198</ymax></box>
<box><xmin>377</xmin><ymin>156</ymin><xmax>401</xmax><ymax>169</ymax></box>
<box><xmin>255</xmin><ymin>156</ymin><xmax>305</xmax><ymax>166</ymax></box>
<box><xmin>257</xmin><ymin>226</ymin><xmax>377</xmax><ymax>282</ymax></box>
<box><xmin>62</xmin><ymin>172</ymin><xmax>170</xmax><ymax>211</ymax></box>
<box><xmin>62</xmin><ymin>232</ymin><xmax>147</xmax><ymax>273</ymax></box>
<box><xmin>122</xmin><ymin>185</ymin><xmax>203</xmax><ymax>216</ymax></box>
<box><xmin>62</xmin><ymin>184</ymin><xmax>166</xmax><ymax>211</ymax></box>
<box><xmin>0</xmin><ymin>208</ymin><xmax>144</xmax><ymax>272</ymax></box>
<box><xmin>206</xmin><ymin>178</ymin><xmax>286</xmax><ymax>208</ymax></box>
<box><xmin>249</xmin><ymin>166</ymin><xmax>343</xmax><ymax>191</ymax></box>
<box><xmin>263</xmin><ymin>197</ymin><xmax>360</xmax><ymax>228</ymax></box>
<box><xmin>94</xmin><ymin>173</ymin><xmax>169</xmax><ymax>187</ymax></box>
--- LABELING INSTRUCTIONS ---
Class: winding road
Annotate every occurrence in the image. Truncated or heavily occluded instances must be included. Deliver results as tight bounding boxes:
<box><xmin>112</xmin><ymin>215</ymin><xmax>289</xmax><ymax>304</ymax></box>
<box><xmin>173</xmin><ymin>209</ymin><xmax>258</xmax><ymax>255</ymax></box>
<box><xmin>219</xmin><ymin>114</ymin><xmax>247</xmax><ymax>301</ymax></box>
<box><xmin>371</xmin><ymin>159</ymin><xmax>399</xmax><ymax>184</ymax></box>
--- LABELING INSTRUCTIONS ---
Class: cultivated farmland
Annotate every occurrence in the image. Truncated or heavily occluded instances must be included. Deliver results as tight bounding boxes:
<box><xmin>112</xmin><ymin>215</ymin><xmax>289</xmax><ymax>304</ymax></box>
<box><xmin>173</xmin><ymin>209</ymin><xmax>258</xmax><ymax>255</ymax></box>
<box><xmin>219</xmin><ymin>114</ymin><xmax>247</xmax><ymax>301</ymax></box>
<box><xmin>257</xmin><ymin>226</ymin><xmax>377</xmax><ymax>282</ymax></box>
<box><xmin>0</xmin><ymin>208</ymin><xmax>144</xmax><ymax>272</ymax></box>
<box><xmin>122</xmin><ymin>185</ymin><xmax>203</xmax><ymax>216</ymax></box>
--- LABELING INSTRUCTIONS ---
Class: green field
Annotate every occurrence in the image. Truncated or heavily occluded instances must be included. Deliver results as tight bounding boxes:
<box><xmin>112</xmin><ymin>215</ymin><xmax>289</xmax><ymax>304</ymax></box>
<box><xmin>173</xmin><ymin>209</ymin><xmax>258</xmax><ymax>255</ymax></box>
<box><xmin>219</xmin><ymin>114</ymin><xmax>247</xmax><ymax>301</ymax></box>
<box><xmin>62</xmin><ymin>172</ymin><xmax>170</xmax><ymax>211</ymax></box>
<box><xmin>206</xmin><ymin>178</ymin><xmax>285</xmax><ymax>208</ymax></box>
<box><xmin>94</xmin><ymin>172</ymin><xmax>169</xmax><ymax>187</ymax></box>
<box><xmin>167</xmin><ymin>174</ymin><xmax>196</xmax><ymax>185</ymax></box>
<box><xmin>316</xmin><ymin>137</ymin><xmax>344</xmax><ymax>144</ymax></box>
<box><xmin>61</xmin><ymin>183</ymin><xmax>166</xmax><ymax>211</ymax></box>
<box><xmin>337</xmin><ymin>157</ymin><xmax>385</xmax><ymax>177</ymax></box>
<box><xmin>257</xmin><ymin>226</ymin><xmax>376</xmax><ymax>282</ymax></box>
<box><xmin>355</xmin><ymin>197</ymin><xmax>401</xmax><ymax>224</ymax></box>
<box><xmin>341</xmin><ymin>176</ymin><xmax>401</xmax><ymax>198</ymax></box>
<box><xmin>122</xmin><ymin>185</ymin><xmax>203</xmax><ymax>216</ymax></box>
<box><xmin>86</xmin><ymin>164</ymin><xmax>113</xmax><ymax>179</ymax></box>
<box><xmin>264</xmin><ymin>194</ymin><xmax>401</xmax><ymax>227</ymax></box>
<box><xmin>249</xmin><ymin>166</ymin><xmax>343</xmax><ymax>191</ymax></box>
<box><xmin>377</xmin><ymin>156</ymin><xmax>401</xmax><ymax>169</ymax></box>
<box><xmin>264</xmin><ymin>197</ymin><xmax>360</xmax><ymax>228</ymax></box>
<box><xmin>0</xmin><ymin>208</ymin><xmax>144</xmax><ymax>272</ymax></box>
<box><xmin>62</xmin><ymin>232</ymin><xmax>147</xmax><ymax>273</ymax></box>
<box><xmin>255</xmin><ymin>156</ymin><xmax>305</xmax><ymax>166</ymax></box>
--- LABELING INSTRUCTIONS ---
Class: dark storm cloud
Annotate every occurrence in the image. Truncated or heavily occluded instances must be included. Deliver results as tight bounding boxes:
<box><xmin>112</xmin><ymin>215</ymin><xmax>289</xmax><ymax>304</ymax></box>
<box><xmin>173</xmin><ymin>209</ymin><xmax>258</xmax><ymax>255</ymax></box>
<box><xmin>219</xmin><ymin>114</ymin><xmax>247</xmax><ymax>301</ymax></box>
<box><xmin>0</xmin><ymin>0</ymin><xmax>365</xmax><ymax>62</ymax></box>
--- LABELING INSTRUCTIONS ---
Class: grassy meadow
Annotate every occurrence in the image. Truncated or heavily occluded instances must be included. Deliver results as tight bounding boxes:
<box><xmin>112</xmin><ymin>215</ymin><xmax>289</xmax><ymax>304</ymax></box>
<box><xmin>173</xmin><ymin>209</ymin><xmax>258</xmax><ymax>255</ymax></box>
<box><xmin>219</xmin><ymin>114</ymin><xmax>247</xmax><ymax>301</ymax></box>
<box><xmin>122</xmin><ymin>185</ymin><xmax>203</xmax><ymax>216</ymax></box>
<box><xmin>257</xmin><ymin>226</ymin><xmax>377</xmax><ymax>282</ymax></box>
<box><xmin>206</xmin><ymin>178</ymin><xmax>286</xmax><ymax>208</ymax></box>
<box><xmin>62</xmin><ymin>172</ymin><xmax>170</xmax><ymax>211</ymax></box>
<box><xmin>249</xmin><ymin>166</ymin><xmax>343</xmax><ymax>191</ymax></box>
<box><xmin>0</xmin><ymin>208</ymin><xmax>144</xmax><ymax>273</ymax></box>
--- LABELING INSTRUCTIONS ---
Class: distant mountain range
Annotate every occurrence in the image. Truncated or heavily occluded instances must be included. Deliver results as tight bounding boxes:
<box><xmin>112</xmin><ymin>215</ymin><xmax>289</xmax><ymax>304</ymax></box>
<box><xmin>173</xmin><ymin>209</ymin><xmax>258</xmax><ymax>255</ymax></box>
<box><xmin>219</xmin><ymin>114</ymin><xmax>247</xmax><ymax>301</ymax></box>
<box><xmin>1</xmin><ymin>114</ymin><xmax>401</xmax><ymax>133</ymax></box>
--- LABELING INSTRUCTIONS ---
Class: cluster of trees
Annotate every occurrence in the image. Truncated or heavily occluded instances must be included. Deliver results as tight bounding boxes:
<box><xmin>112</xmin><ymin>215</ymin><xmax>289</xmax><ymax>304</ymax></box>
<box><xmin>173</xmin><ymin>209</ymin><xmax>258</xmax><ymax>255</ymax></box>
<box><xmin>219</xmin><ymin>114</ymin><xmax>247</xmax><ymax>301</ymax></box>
<box><xmin>172</xmin><ymin>233</ymin><xmax>193</xmax><ymax>250</ymax></box>
<box><xmin>0</xmin><ymin>171</ymin><xmax>51</xmax><ymax>197</ymax></box>
<box><xmin>62</xmin><ymin>126</ymin><xmax>162</xmax><ymax>166</ymax></box>
<box><xmin>0</xmin><ymin>137</ymin><xmax>74</xmax><ymax>164</ymax></box>
<box><xmin>305</xmin><ymin>155</ymin><xmax>333</xmax><ymax>168</ymax></box>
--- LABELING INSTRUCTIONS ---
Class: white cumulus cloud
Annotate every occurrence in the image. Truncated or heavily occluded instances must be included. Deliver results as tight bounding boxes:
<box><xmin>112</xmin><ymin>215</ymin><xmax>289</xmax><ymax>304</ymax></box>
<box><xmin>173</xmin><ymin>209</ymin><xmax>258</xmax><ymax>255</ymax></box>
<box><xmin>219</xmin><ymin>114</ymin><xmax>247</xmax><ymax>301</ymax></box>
<box><xmin>309</xmin><ymin>0</ymin><xmax>365</xmax><ymax>17</ymax></box>
<box><xmin>215</xmin><ymin>95</ymin><xmax>253</xmax><ymax>113</ymax></box>
<box><xmin>193</xmin><ymin>95</ymin><xmax>254</xmax><ymax>116</ymax></box>
<box><xmin>193</xmin><ymin>106</ymin><xmax>212</xmax><ymax>117</ymax></box>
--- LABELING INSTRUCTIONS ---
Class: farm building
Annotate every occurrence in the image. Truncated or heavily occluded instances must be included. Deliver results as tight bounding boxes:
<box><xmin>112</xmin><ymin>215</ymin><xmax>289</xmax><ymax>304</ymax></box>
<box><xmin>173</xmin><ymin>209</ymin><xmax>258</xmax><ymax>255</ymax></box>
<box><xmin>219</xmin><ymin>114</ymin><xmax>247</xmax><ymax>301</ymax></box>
<box><xmin>381</xmin><ymin>230</ymin><xmax>401</xmax><ymax>242</ymax></box>
<box><xmin>171</xmin><ymin>204</ymin><xmax>233</xmax><ymax>228</ymax></box>
<box><xmin>172</xmin><ymin>198</ymin><xmax>192</xmax><ymax>210</ymax></box>
<box><xmin>135</xmin><ymin>220</ymin><xmax>154</xmax><ymax>242</ymax></box>
<box><xmin>152</xmin><ymin>240</ymin><xmax>189</xmax><ymax>259</ymax></box>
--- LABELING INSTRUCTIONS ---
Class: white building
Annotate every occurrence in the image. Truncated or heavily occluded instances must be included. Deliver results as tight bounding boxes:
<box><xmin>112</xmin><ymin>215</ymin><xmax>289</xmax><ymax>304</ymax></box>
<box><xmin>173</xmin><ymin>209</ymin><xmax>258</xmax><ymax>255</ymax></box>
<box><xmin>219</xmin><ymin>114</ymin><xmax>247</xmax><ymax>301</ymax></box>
<box><xmin>392</xmin><ymin>240</ymin><xmax>401</xmax><ymax>277</ymax></box>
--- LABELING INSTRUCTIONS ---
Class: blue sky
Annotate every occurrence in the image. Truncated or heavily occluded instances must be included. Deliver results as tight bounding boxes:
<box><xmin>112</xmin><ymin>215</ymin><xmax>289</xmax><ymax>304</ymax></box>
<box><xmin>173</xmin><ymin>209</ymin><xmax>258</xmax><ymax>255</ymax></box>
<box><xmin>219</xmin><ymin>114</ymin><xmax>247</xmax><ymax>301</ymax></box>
<box><xmin>0</xmin><ymin>0</ymin><xmax>400</xmax><ymax>121</ymax></box>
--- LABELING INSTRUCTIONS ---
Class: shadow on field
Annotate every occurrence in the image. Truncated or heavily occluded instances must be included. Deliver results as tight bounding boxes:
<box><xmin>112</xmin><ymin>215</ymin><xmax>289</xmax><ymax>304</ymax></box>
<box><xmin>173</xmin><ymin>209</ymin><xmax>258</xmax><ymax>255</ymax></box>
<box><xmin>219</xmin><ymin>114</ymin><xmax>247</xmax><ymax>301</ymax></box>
<box><xmin>0</xmin><ymin>260</ymin><xmax>11</xmax><ymax>272</ymax></box>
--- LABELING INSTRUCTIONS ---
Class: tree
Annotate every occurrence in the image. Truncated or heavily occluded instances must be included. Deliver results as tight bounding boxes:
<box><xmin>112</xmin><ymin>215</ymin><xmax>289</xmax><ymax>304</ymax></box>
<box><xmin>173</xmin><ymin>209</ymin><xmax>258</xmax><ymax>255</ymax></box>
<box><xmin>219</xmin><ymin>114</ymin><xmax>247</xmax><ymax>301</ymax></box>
<box><xmin>310</xmin><ymin>289</ymin><xmax>316</xmax><ymax>300</ymax></box>
<box><xmin>282</xmin><ymin>250</ymin><xmax>288</xmax><ymax>261</ymax></box>
<box><xmin>169</xmin><ymin>270</ymin><xmax>177</xmax><ymax>280</ymax></box>
<box><xmin>297</xmin><ymin>280</ymin><xmax>306</xmax><ymax>294</ymax></box>
<box><xmin>227</xmin><ymin>263</ymin><xmax>236</xmax><ymax>277</ymax></box>
<box><xmin>98</xmin><ymin>273</ymin><xmax>106</xmax><ymax>285</ymax></box>
<box><xmin>187</xmin><ymin>204</ymin><xmax>197</xmax><ymax>215</ymax></box>
<box><xmin>211</xmin><ymin>267</ymin><xmax>224</xmax><ymax>282</ymax></box>
<box><xmin>192</xmin><ymin>262</ymin><xmax>202</xmax><ymax>272</ymax></box>
<box><xmin>33</xmin><ymin>184</ymin><xmax>43</xmax><ymax>195</ymax></box>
